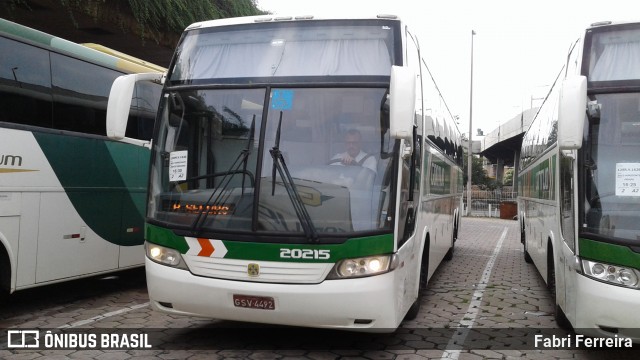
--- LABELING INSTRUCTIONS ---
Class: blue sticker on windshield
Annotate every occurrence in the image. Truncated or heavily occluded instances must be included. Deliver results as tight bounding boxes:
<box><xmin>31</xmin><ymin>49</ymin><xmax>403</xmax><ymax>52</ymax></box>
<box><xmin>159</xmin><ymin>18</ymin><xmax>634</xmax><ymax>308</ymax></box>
<box><xmin>271</xmin><ymin>90</ymin><xmax>294</xmax><ymax>110</ymax></box>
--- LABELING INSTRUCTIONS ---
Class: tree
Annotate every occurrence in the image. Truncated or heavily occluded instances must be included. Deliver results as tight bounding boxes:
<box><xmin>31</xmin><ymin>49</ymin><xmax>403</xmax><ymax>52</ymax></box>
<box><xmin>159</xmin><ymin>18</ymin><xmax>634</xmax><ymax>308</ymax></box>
<box><xmin>502</xmin><ymin>168</ymin><xmax>514</xmax><ymax>186</ymax></box>
<box><xmin>2</xmin><ymin>0</ymin><xmax>266</xmax><ymax>47</ymax></box>
<box><xmin>462</xmin><ymin>151</ymin><xmax>489</xmax><ymax>187</ymax></box>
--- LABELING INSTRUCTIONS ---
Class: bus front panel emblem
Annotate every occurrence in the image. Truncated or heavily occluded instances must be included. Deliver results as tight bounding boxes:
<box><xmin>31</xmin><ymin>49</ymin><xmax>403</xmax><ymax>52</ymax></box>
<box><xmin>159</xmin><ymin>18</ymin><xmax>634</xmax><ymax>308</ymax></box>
<box><xmin>247</xmin><ymin>263</ymin><xmax>260</xmax><ymax>277</ymax></box>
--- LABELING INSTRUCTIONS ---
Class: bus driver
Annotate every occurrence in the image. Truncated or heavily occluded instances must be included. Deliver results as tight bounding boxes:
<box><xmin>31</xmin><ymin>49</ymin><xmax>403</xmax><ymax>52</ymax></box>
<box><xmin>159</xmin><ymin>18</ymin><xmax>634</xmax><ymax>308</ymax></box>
<box><xmin>328</xmin><ymin>128</ymin><xmax>377</xmax><ymax>174</ymax></box>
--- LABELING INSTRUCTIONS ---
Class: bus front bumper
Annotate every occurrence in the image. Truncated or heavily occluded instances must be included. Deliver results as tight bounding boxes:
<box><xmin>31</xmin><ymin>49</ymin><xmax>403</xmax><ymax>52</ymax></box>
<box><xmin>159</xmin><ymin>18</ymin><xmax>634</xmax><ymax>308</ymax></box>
<box><xmin>145</xmin><ymin>257</ymin><xmax>404</xmax><ymax>331</ymax></box>
<box><xmin>575</xmin><ymin>274</ymin><xmax>640</xmax><ymax>342</ymax></box>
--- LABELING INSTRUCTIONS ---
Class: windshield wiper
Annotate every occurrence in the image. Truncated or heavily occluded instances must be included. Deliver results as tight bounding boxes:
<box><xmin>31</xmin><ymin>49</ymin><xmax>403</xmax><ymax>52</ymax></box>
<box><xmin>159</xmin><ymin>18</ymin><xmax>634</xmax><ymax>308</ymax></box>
<box><xmin>190</xmin><ymin>117</ymin><xmax>256</xmax><ymax>233</ymax></box>
<box><xmin>269</xmin><ymin>112</ymin><xmax>318</xmax><ymax>242</ymax></box>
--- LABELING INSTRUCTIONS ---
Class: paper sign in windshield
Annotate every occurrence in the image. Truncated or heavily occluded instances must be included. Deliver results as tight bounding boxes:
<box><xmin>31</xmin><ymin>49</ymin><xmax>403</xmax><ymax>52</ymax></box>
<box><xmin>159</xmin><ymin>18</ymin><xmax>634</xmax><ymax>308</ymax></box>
<box><xmin>616</xmin><ymin>163</ymin><xmax>640</xmax><ymax>196</ymax></box>
<box><xmin>169</xmin><ymin>151</ymin><xmax>188</xmax><ymax>182</ymax></box>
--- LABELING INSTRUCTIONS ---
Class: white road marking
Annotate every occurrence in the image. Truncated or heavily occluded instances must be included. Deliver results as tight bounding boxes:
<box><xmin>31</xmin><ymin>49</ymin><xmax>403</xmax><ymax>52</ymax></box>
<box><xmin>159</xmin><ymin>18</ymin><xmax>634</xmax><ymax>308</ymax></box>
<box><xmin>441</xmin><ymin>226</ymin><xmax>508</xmax><ymax>359</ymax></box>
<box><xmin>57</xmin><ymin>302</ymin><xmax>149</xmax><ymax>329</ymax></box>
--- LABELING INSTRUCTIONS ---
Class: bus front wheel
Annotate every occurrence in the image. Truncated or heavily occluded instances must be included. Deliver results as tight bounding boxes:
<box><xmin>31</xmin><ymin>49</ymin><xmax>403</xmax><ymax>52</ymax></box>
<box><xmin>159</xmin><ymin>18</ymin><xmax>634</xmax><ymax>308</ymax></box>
<box><xmin>405</xmin><ymin>240</ymin><xmax>430</xmax><ymax>321</ymax></box>
<box><xmin>0</xmin><ymin>247</ymin><xmax>10</xmax><ymax>302</ymax></box>
<box><xmin>548</xmin><ymin>246</ymin><xmax>572</xmax><ymax>330</ymax></box>
<box><xmin>523</xmin><ymin>230</ymin><xmax>532</xmax><ymax>264</ymax></box>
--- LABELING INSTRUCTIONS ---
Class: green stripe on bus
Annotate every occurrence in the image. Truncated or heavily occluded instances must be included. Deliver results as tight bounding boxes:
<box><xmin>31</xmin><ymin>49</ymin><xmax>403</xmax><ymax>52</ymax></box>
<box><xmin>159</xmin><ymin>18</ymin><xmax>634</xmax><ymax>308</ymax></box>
<box><xmin>0</xmin><ymin>18</ymin><xmax>54</xmax><ymax>47</ymax></box>
<box><xmin>579</xmin><ymin>238</ymin><xmax>640</xmax><ymax>268</ymax></box>
<box><xmin>145</xmin><ymin>224</ymin><xmax>190</xmax><ymax>253</ymax></box>
<box><xmin>33</xmin><ymin>132</ymin><xmax>148</xmax><ymax>246</ymax></box>
<box><xmin>518</xmin><ymin>154</ymin><xmax>556</xmax><ymax>200</ymax></box>
<box><xmin>145</xmin><ymin>223</ymin><xmax>394</xmax><ymax>262</ymax></box>
<box><xmin>224</xmin><ymin>233</ymin><xmax>394</xmax><ymax>262</ymax></box>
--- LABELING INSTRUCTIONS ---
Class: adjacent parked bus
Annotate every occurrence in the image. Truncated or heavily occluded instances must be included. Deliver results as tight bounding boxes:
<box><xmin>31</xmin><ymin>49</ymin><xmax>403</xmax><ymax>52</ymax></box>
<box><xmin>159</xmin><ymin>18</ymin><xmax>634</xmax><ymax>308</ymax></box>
<box><xmin>0</xmin><ymin>18</ymin><xmax>163</xmax><ymax>298</ymax></box>
<box><xmin>108</xmin><ymin>14</ymin><xmax>463</xmax><ymax>331</ymax></box>
<box><xmin>518</xmin><ymin>21</ymin><xmax>640</xmax><ymax>340</ymax></box>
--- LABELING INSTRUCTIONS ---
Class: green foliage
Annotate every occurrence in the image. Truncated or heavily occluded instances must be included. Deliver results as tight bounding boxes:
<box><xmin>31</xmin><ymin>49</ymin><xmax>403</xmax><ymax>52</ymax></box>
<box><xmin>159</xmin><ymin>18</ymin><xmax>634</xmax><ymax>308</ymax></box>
<box><xmin>127</xmin><ymin>0</ymin><xmax>266</xmax><ymax>34</ymax></box>
<box><xmin>2</xmin><ymin>0</ymin><xmax>266</xmax><ymax>35</ymax></box>
<box><xmin>502</xmin><ymin>168</ymin><xmax>514</xmax><ymax>186</ymax></box>
<box><xmin>462</xmin><ymin>152</ymin><xmax>489</xmax><ymax>187</ymax></box>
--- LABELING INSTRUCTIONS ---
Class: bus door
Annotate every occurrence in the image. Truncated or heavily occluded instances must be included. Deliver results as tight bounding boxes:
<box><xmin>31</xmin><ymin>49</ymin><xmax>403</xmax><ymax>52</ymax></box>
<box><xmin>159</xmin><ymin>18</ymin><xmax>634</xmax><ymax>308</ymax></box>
<box><xmin>559</xmin><ymin>151</ymin><xmax>578</xmax><ymax>317</ymax></box>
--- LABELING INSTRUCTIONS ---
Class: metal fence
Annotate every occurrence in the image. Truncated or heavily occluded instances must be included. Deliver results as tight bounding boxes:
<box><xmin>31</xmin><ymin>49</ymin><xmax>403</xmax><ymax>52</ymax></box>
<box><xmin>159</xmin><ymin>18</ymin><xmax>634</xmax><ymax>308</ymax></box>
<box><xmin>463</xmin><ymin>187</ymin><xmax>518</xmax><ymax>219</ymax></box>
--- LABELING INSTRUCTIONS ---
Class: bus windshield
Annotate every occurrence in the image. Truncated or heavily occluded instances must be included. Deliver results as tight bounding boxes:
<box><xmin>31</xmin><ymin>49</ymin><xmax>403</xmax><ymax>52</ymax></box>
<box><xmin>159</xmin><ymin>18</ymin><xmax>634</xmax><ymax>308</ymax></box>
<box><xmin>148</xmin><ymin>87</ymin><xmax>394</xmax><ymax>239</ymax></box>
<box><xmin>588</xmin><ymin>26</ymin><xmax>640</xmax><ymax>82</ymax></box>
<box><xmin>582</xmin><ymin>93</ymin><xmax>640</xmax><ymax>242</ymax></box>
<box><xmin>169</xmin><ymin>21</ymin><xmax>395</xmax><ymax>82</ymax></box>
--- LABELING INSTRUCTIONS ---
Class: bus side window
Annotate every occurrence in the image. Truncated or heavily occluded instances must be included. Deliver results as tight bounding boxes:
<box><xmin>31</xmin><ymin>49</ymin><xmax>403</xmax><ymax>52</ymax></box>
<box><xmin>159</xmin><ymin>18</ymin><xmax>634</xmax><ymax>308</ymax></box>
<box><xmin>0</xmin><ymin>36</ymin><xmax>53</xmax><ymax>128</ymax></box>
<box><xmin>51</xmin><ymin>53</ymin><xmax>120</xmax><ymax>136</ymax></box>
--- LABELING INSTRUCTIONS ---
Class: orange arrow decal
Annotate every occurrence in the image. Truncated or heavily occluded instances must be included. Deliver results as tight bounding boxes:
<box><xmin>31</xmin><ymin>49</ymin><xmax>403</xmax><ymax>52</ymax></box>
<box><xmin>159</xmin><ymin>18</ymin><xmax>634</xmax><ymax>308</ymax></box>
<box><xmin>197</xmin><ymin>238</ymin><xmax>214</xmax><ymax>257</ymax></box>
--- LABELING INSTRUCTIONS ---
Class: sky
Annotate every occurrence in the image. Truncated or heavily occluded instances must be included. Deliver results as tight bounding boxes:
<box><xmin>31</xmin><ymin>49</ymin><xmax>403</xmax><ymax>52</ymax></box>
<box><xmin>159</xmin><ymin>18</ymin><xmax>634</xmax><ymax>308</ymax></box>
<box><xmin>255</xmin><ymin>0</ymin><xmax>635</xmax><ymax>137</ymax></box>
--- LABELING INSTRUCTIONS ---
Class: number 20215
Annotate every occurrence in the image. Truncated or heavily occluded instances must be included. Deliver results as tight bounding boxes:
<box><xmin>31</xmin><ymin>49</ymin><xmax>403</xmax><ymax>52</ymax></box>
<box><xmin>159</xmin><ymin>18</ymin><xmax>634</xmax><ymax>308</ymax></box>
<box><xmin>280</xmin><ymin>248</ymin><xmax>330</xmax><ymax>260</ymax></box>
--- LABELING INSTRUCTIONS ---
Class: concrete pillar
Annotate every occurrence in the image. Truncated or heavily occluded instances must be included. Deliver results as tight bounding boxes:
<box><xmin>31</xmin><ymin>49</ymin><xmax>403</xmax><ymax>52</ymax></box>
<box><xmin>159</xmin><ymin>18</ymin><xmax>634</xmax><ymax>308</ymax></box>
<box><xmin>496</xmin><ymin>158</ymin><xmax>505</xmax><ymax>183</ymax></box>
<box><xmin>513</xmin><ymin>149</ymin><xmax>521</xmax><ymax>190</ymax></box>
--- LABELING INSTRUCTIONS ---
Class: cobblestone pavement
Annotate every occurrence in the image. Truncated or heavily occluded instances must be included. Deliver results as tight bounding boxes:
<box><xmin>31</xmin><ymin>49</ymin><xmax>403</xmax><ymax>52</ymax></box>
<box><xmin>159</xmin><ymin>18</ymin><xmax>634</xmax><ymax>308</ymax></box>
<box><xmin>1</xmin><ymin>217</ymin><xmax>638</xmax><ymax>359</ymax></box>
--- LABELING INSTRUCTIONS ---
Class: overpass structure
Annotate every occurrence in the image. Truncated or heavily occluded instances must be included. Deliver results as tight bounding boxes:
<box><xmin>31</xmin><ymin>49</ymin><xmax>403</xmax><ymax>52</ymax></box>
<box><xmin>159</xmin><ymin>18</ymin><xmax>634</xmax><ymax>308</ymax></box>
<box><xmin>479</xmin><ymin>107</ymin><xmax>539</xmax><ymax>188</ymax></box>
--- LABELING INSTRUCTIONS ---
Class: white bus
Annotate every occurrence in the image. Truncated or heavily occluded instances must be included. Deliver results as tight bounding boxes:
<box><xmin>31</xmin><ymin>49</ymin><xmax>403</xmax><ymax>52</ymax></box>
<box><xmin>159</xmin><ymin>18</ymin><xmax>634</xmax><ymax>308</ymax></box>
<box><xmin>518</xmin><ymin>21</ymin><xmax>640</xmax><ymax>341</ymax></box>
<box><xmin>0</xmin><ymin>18</ymin><xmax>163</xmax><ymax>298</ymax></box>
<box><xmin>108</xmin><ymin>14</ymin><xmax>463</xmax><ymax>331</ymax></box>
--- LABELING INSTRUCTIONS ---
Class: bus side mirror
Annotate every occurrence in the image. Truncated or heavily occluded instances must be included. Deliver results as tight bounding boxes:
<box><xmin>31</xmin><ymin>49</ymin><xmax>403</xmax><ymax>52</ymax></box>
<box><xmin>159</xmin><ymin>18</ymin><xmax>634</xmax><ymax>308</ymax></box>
<box><xmin>558</xmin><ymin>75</ymin><xmax>587</xmax><ymax>150</ymax></box>
<box><xmin>107</xmin><ymin>72</ymin><xmax>164</xmax><ymax>140</ymax></box>
<box><xmin>389</xmin><ymin>65</ymin><xmax>416</xmax><ymax>141</ymax></box>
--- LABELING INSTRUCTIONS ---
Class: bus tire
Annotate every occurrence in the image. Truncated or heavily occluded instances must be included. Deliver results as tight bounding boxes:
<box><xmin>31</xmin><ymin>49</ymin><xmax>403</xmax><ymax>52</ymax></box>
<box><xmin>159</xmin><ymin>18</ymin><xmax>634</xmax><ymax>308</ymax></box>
<box><xmin>554</xmin><ymin>303</ymin><xmax>572</xmax><ymax>331</ymax></box>
<box><xmin>405</xmin><ymin>295</ymin><xmax>421</xmax><ymax>321</ymax></box>
<box><xmin>444</xmin><ymin>244</ymin><xmax>454</xmax><ymax>261</ymax></box>
<box><xmin>0</xmin><ymin>246</ymin><xmax>10</xmax><ymax>302</ymax></box>
<box><xmin>547</xmin><ymin>243</ymin><xmax>572</xmax><ymax>330</ymax></box>
<box><xmin>405</xmin><ymin>238</ymin><xmax>430</xmax><ymax>321</ymax></box>
<box><xmin>523</xmin><ymin>230</ymin><xmax>532</xmax><ymax>264</ymax></box>
<box><xmin>444</xmin><ymin>222</ymin><xmax>457</xmax><ymax>261</ymax></box>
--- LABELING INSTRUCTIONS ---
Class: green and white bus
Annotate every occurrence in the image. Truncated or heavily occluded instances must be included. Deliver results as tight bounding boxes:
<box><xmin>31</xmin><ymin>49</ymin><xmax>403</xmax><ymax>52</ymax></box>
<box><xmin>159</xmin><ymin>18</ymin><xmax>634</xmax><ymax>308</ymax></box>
<box><xmin>108</xmin><ymin>14</ymin><xmax>463</xmax><ymax>331</ymax></box>
<box><xmin>518</xmin><ymin>21</ymin><xmax>640</xmax><ymax>341</ymax></box>
<box><xmin>0</xmin><ymin>18</ymin><xmax>163</xmax><ymax>297</ymax></box>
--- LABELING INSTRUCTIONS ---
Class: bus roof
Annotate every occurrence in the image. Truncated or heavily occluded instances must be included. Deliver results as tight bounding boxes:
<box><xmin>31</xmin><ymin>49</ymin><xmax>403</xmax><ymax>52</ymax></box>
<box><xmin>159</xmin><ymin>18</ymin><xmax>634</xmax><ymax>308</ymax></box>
<box><xmin>81</xmin><ymin>43</ymin><xmax>166</xmax><ymax>73</ymax></box>
<box><xmin>588</xmin><ymin>19</ymin><xmax>640</xmax><ymax>29</ymax></box>
<box><xmin>0</xmin><ymin>17</ymin><xmax>165</xmax><ymax>74</ymax></box>
<box><xmin>185</xmin><ymin>14</ymin><xmax>402</xmax><ymax>31</ymax></box>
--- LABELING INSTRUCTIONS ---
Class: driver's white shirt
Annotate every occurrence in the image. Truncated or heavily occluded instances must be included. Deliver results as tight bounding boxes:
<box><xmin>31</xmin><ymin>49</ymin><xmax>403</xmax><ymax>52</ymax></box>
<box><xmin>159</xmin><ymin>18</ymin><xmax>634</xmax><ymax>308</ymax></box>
<box><xmin>330</xmin><ymin>150</ymin><xmax>377</xmax><ymax>174</ymax></box>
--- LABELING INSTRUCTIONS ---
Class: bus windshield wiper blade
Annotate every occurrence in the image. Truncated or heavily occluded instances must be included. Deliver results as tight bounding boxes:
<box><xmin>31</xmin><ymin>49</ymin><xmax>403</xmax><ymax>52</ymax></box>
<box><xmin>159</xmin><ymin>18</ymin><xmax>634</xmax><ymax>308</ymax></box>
<box><xmin>190</xmin><ymin>117</ymin><xmax>256</xmax><ymax>233</ymax></box>
<box><xmin>241</xmin><ymin>115</ymin><xmax>256</xmax><ymax>196</ymax></box>
<box><xmin>269</xmin><ymin>112</ymin><xmax>319</xmax><ymax>242</ymax></box>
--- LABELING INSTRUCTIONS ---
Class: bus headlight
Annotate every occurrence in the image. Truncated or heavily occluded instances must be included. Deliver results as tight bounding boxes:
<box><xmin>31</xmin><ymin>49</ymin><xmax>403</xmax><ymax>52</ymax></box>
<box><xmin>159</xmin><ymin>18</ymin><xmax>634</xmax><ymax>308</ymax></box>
<box><xmin>582</xmin><ymin>259</ymin><xmax>640</xmax><ymax>288</ymax></box>
<box><xmin>327</xmin><ymin>254</ymin><xmax>397</xmax><ymax>279</ymax></box>
<box><xmin>145</xmin><ymin>242</ymin><xmax>188</xmax><ymax>270</ymax></box>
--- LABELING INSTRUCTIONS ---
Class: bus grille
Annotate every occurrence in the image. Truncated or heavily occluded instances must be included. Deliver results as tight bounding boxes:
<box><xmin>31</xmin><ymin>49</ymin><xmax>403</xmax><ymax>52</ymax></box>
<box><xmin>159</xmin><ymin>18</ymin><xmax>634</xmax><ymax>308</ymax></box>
<box><xmin>183</xmin><ymin>255</ymin><xmax>333</xmax><ymax>284</ymax></box>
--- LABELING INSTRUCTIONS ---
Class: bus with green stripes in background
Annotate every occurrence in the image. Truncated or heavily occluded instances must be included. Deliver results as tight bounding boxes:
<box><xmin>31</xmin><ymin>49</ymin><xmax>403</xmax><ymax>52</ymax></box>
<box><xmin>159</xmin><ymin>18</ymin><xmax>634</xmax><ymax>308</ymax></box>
<box><xmin>0</xmin><ymin>18</ymin><xmax>164</xmax><ymax>298</ymax></box>
<box><xmin>518</xmin><ymin>20</ymin><xmax>640</xmax><ymax>342</ymax></box>
<box><xmin>107</xmin><ymin>14</ymin><xmax>464</xmax><ymax>331</ymax></box>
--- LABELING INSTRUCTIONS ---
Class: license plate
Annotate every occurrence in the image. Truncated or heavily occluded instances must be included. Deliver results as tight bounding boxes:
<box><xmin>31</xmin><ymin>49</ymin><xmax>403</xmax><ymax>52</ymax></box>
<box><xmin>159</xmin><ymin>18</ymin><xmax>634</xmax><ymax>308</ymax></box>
<box><xmin>233</xmin><ymin>294</ymin><xmax>275</xmax><ymax>310</ymax></box>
